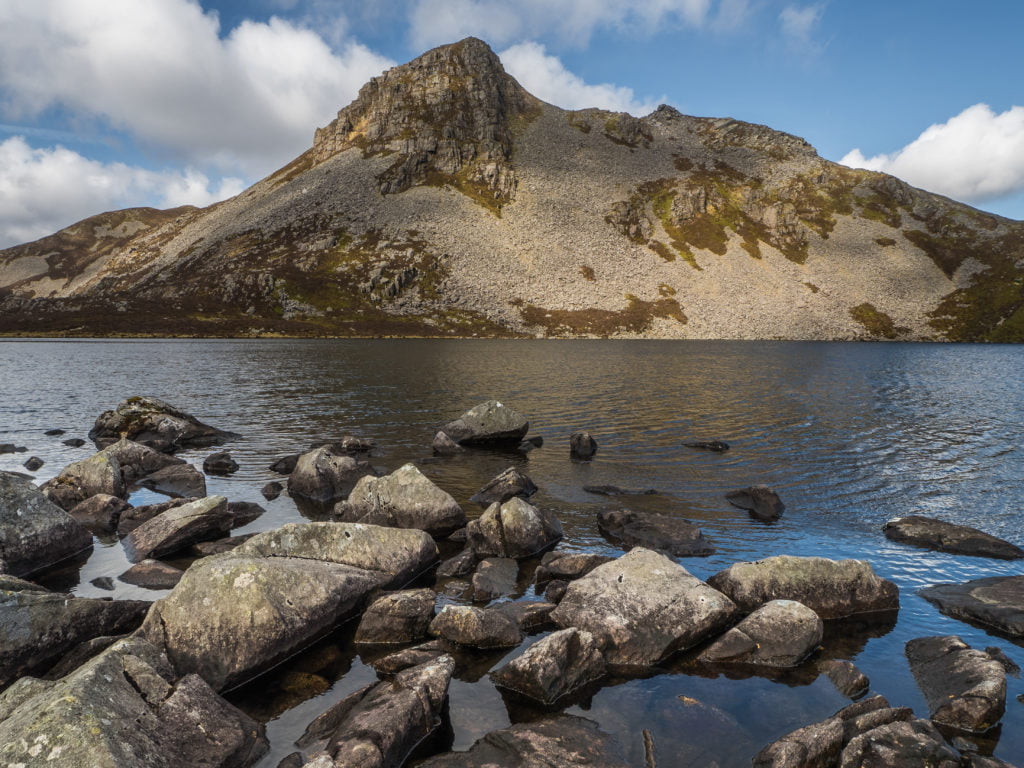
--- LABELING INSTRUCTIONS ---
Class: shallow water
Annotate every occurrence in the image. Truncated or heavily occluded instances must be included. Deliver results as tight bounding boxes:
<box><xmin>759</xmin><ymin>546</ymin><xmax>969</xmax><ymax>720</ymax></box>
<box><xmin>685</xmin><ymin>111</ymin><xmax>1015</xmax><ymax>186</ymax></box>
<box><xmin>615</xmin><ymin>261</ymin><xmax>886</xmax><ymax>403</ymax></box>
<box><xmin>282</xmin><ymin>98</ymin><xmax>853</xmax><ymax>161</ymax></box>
<box><xmin>1</xmin><ymin>338</ymin><xmax>1022</xmax><ymax>765</ymax></box>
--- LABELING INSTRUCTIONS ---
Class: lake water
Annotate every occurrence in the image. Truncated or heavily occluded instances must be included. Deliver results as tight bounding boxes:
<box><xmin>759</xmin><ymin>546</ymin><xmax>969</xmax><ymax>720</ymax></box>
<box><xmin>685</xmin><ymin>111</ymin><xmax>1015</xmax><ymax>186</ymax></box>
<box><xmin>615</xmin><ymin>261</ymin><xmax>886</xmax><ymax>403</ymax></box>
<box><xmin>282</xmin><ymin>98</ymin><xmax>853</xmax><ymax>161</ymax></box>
<box><xmin>1</xmin><ymin>339</ymin><xmax>1022</xmax><ymax>765</ymax></box>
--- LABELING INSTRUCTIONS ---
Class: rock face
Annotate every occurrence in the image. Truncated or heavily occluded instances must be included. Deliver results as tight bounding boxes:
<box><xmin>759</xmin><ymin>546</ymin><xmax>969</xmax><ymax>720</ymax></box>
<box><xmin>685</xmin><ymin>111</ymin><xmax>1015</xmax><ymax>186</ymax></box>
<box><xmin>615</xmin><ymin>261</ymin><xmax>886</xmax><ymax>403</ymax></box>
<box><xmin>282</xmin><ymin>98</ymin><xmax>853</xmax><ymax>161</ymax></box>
<box><xmin>551</xmin><ymin>548</ymin><xmax>738</xmax><ymax>666</ymax></box>
<box><xmin>469</xmin><ymin>466</ymin><xmax>538</xmax><ymax>506</ymax></box>
<box><xmin>0</xmin><ymin>587</ymin><xmax>150</xmax><ymax>688</ymax></box>
<box><xmin>418</xmin><ymin>715</ymin><xmax>630</xmax><ymax>768</ymax></box>
<box><xmin>883</xmin><ymin>515</ymin><xmax>1024</xmax><ymax>559</ymax></box>
<box><xmin>429</xmin><ymin>604</ymin><xmax>523</xmax><ymax>648</ymax></box>
<box><xmin>122</xmin><ymin>495</ymin><xmax>233</xmax><ymax>562</ymax></box>
<box><xmin>920</xmin><ymin>575</ymin><xmax>1024</xmax><ymax>638</ymax></box>
<box><xmin>287</xmin><ymin>444</ymin><xmax>377</xmax><ymax>503</ymax></box>
<box><xmin>906</xmin><ymin>635</ymin><xmax>1006</xmax><ymax>733</ymax></box>
<box><xmin>724</xmin><ymin>485</ymin><xmax>785</xmax><ymax>521</ymax></box>
<box><xmin>467</xmin><ymin>497</ymin><xmax>562</xmax><ymax>558</ymax></box>
<box><xmin>297</xmin><ymin>656</ymin><xmax>454</xmax><ymax>767</ymax></box>
<box><xmin>335</xmin><ymin>462</ymin><xmax>466</xmax><ymax>538</ymax></box>
<box><xmin>597</xmin><ymin>508</ymin><xmax>715</xmax><ymax>557</ymax></box>
<box><xmin>440</xmin><ymin>401</ymin><xmax>530</xmax><ymax>446</ymax></box>
<box><xmin>569</xmin><ymin>432</ymin><xmax>598</xmax><ymax>460</ymax></box>
<box><xmin>490</xmin><ymin>628</ymin><xmax>605</xmax><ymax>704</ymax></box>
<box><xmin>708</xmin><ymin>555</ymin><xmax>899</xmax><ymax>619</ymax></box>
<box><xmin>89</xmin><ymin>396</ymin><xmax>235</xmax><ymax>452</ymax></box>
<box><xmin>0</xmin><ymin>472</ymin><xmax>93</xmax><ymax>576</ymax></box>
<box><xmin>699</xmin><ymin>599</ymin><xmax>822</xmax><ymax>667</ymax></box>
<box><xmin>41</xmin><ymin>452</ymin><xmax>125</xmax><ymax>510</ymax></box>
<box><xmin>354</xmin><ymin>588</ymin><xmax>436</xmax><ymax>644</ymax></box>
<box><xmin>0</xmin><ymin>636</ymin><xmax>267</xmax><ymax>768</ymax></box>
<box><xmin>141</xmin><ymin>522</ymin><xmax>438</xmax><ymax>690</ymax></box>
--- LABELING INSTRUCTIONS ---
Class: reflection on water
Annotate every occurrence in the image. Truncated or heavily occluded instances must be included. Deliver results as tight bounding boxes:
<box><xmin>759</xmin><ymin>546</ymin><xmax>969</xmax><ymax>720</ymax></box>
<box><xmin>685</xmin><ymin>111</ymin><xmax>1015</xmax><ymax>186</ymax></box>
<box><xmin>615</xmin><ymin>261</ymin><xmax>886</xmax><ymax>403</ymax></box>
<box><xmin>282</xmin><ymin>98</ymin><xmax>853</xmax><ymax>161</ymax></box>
<box><xmin>2</xmin><ymin>339</ymin><xmax>1023</xmax><ymax>765</ymax></box>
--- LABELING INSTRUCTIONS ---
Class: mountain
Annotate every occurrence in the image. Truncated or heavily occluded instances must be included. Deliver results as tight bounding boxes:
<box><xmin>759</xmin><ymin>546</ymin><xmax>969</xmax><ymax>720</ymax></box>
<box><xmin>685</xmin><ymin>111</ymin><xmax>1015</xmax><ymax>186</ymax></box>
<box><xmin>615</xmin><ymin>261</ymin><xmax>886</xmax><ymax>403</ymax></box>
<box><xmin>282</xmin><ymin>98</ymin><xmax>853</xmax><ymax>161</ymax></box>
<box><xmin>2</xmin><ymin>37</ymin><xmax>1022</xmax><ymax>340</ymax></box>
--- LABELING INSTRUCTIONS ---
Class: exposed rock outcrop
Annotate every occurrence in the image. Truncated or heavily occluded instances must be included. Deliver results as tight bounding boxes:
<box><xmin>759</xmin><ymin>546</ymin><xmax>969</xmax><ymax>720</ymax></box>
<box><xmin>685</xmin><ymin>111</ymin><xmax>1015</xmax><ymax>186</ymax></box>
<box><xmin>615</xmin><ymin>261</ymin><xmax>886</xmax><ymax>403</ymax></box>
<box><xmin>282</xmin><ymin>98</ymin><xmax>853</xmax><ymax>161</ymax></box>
<box><xmin>466</xmin><ymin>497</ymin><xmax>562</xmax><ymax>558</ymax></box>
<box><xmin>354</xmin><ymin>588</ymin><xmax>436</xmax><ymax>644</ymax></box>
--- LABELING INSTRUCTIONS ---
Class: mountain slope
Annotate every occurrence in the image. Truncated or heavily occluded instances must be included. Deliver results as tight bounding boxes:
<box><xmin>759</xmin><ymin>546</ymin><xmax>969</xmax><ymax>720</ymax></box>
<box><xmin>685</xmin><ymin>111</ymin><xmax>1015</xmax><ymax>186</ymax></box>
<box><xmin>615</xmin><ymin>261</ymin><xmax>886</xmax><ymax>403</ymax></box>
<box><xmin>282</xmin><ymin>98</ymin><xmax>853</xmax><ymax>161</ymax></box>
<box><xmin>2</xmin><ymin>37</ymin><xmax>1022</xmax><ymax>340</ymax></box>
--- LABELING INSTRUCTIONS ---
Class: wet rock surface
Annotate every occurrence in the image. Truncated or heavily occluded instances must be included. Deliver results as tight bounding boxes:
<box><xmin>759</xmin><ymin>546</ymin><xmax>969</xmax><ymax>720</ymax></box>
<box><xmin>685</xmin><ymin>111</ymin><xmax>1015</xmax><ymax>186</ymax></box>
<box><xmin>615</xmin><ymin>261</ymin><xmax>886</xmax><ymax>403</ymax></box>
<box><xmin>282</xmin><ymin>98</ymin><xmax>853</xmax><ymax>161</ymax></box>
<box><xmin>533</xmin><ymin>550</ymin><xmax>614</xmax><ymax>586</ymax></box>
<box><xmin>685</xmin><ymin>440</ymin><xmax>730</xmax><ymax>452</ymax></box>
<box><xmin>469</xmin><ymin>466</ymin><xmax>538</xmax><ymax>506</ymax></box>
<box><xmin>920</xmin><ymin>576</ymin><xmax>1024</xmax><ymax>638</ymax></box>
<box><xmin>490</xmin><ymin>628</ymin><xmax>605</xmax><ymax>704</ymax></box>
<box><xmin>287</xmin><ymin>444</ymin><xmax>377</xmax><ymax>503</ymax></box>
<box><xmin>41</xmin><ymin>451</ymin><xmax>125</xmax><ymax>510</ymax></box>
<box><xmin>597</xmin><ymin>508</ymin><xmax>715</xmax><ymax>557</ymax></box>
<box><xmin>354</xmin><ymin>588</ymin><xmax>436</xmax><ymax>644</ymax></box>
<box><xmin>89</xmin><ymin>396</ymin><xmax>237</xmax><ymax>452</ymax></box>
<box><xmin>22</xmin><ymin>456</ymin><xmax>43</xmax><ymax>471</ymax></box>
<box><xmin>119</xmin><ymin>559</ymin><xmax>185</xmax><ymax>589</ymax></box>
<box><xmin>699</xmin><ymin>599</ymin><xmax>823</xmax><ymax>667</ymax></box>
<box><xmin>137</xmin><ymin>462</ymin><xmax>208</xmax><ymax>498</ymax></box>
<box><xmin>0</xmin><ymin>471</ymin><xmax>92</xmax><ymax>576</ymax></box>
<box><xmin>122</xmin><ymin>495</ymin><xmax>233</xmax><ymax>562</ymax></box>
<box><xmin>467</xmin><ymin>497</ymin><xmax>562</xmax><ymax>559</ymax></box>
<box><xmin>725</xmin><ymin>485</ymin><xmax>785</xmax><ymax>521</ymax></box>
<box><xmin>884</xmin><ymin>515</ymin><xmax>1024</xmax><ymax>559</ymax></box>
<box><xmin>429</xmin><ymin>604</ymin><xmax>523</xmax><ymax>648</ymax></box>
<box><xmin>68</xmin><ymin>492</ymin><xmax>131</xmax><ymax>531</ymax></box>
<box><xmin>471</xmin><ymin>556</ymin><xmax>518</xmax><ymax>601</ymax></box>
<box><xmin>440</xmin><ymin>400</ymin><xmax>530</xmax><ymax>446</ymax></box>
<box><xmin>819</xmin><ymin>659</ymin><xmax>871</xmax><ymax>699</ymax></box>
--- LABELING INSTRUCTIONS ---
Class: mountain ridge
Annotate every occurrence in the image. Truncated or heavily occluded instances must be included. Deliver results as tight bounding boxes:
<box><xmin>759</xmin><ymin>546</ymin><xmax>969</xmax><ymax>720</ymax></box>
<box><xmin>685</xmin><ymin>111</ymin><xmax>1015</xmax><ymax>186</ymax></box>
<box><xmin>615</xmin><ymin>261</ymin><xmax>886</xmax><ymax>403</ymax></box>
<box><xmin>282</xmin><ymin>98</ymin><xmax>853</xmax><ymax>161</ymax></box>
<box><xmin>2</xmin><ymin>37</ymin><xmax>1022</xmax><ymax>341</ymax></box>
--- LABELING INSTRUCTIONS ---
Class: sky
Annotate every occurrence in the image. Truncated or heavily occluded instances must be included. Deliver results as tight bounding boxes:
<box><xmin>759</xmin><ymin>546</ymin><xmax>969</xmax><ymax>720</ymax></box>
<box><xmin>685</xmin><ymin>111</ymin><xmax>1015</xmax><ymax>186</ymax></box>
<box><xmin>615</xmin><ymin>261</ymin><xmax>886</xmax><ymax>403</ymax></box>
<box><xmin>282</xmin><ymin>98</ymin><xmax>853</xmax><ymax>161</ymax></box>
<box><xmin>1</xmin><ymin>0</ymin><xmax>1022</xmax><ymax>249</ymax></box>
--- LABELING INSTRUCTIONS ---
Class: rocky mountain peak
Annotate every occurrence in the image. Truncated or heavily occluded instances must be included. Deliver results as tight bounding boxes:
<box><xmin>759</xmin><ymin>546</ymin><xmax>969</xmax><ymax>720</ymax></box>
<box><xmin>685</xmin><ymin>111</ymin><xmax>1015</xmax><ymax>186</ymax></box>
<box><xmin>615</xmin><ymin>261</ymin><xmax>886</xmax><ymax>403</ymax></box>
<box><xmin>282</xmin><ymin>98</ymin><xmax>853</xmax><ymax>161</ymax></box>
<box><xmin>312</xmin><ymin>37</ymin><xmax>537</xmax><ymax>209</ymax></box>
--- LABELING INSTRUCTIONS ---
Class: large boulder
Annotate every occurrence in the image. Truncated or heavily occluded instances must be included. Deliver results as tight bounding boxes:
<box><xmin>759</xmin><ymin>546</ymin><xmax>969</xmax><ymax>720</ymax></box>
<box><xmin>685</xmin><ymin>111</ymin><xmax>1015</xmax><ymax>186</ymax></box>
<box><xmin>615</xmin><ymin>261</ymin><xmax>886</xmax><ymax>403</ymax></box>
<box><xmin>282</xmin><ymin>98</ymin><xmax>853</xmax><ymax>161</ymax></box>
<box><xmin>417</xmin><ymin>715</ymin><xmax>630</xmax><ymax>767</ymax></box>
<box><xmin>287</xmin><ymin>444</ymin><xmax>377</xmax><ymax>503</ymax></box>
<box><xmin>97</xmin><ymin>438</ymin><xmax>186</xmax><ymax>484</ymax></box>
<box><xmin>296</xmin><ymin>656</ymin><xmax>453</xmax><ymax>767</ymax></box>
<box><xmin>920</xmin><ymin>576</ymin><xmax>1024</xmax><ymax>638</ymax></box>
<box><xmin>884</xmin><ymin>515</ymin><xmax>1024</xmax><ymax>559</ymax></box>
<box><xmin>708</xmin><ymin>556</ymin><xmax>899</xmax><ymax>619</ymax></box>
<box><xmin>597</xmin><ymin>509</ymin><xmax>715</xmax><ymax>557</ymax></box>
<box><xmin>467</xmin><ymin>497</ymin><xmax>562</xmax><ymax>559</ymax></box>
<box><xmin>469</xmin><ymin>466</ymin><xmax>538</xmax><ymax>506</ymax></box>
<box><xmin>699</xmin><ymin>599</ymin><xmax>822</xmax><ymax>667</ymax></box>
<box><xmin>0</xmin><ymin>586</ymin><xmax>149</xmax><ymax>688</ymax></box>
<box><xmin>724</xmin><ymin>485</ymin><xmax>784</xmax><ymax>521</ymax></box>
<box><xmin>429</xmin><ymin>605</ymin><xmax>523</xmax><ymax>649</ymax></box>
<box><xmin>122</xmin><ymin>495</ymin><xmax>234</xmax><ymax>562</ymax></box>
<box><xmin>440</xmin><ymin>400</ymin><xmax>530</xmax><ymax>446</ymax></box>
<box><xmin>354</xmin><ymin>589</ymin><xmax>436</xmax><ymax>644</ymax></box>
<box><xmin>89</xmin><ymin>396</ymin><xmax>237</xmax><ymax>452</ymax></box>
<box><xmin>41</xmin><ymin>452</ymin><xmax>125</xmax><ymax>510</ymax></box>
<box><xmin>0</xmin><ymin>472</ymin><xmax>92</xmax><ymax>576</ymax></box>
<box><xmin>140</xmin><ymin>523</ymin><xmax>437</xmax><ymax>690</ymax></box>
<box><xmin>490</xmin><ymin>628</ymin><xmax>605</xmax><ymax>704</ymax></box>
<box><xmin>0</xmin><ymin>636</ymin><xmax>267</xmax><ymax>768</ymax></box>
<box><xmin>335</xmin><ymin>463</ymin><xmax>466</xmax><ymax>538</ymax></box>
<box><xmin>551</xmin><ymin>548</ymin><xmax>738</xmax><ymax>666</ymax></box>
<box><xmin>906</xmin><ymin>635</ymin><xmax>1006</xmax><ymax>733</ymax></box>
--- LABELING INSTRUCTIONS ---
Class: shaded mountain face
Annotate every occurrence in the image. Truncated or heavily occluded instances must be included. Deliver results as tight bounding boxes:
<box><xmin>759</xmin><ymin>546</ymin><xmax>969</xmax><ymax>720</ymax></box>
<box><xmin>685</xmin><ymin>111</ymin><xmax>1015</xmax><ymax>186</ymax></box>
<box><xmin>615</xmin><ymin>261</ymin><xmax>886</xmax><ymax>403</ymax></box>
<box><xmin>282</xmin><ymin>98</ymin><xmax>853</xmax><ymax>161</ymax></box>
<box><xmin>1</xmin><ymin>37</ymin><xmax>1022</xmax><ymax>340</ymax></box>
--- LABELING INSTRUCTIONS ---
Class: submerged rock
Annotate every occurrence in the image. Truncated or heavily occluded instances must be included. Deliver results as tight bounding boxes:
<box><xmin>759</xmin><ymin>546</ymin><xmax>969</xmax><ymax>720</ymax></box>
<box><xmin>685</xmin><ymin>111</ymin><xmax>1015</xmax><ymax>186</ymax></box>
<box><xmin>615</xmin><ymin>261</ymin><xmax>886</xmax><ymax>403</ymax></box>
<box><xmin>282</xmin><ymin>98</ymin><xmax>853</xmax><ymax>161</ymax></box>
<box><xmin>467</xmin><ymin>497</ymin><xmax>562</xmax><ymax>559</ymax></box>
<box><xmin>440</xmin><ymin>400</ymin><xmax>530</xmax><ymax>446</ymax></box>
<box><xmin>429</xmin><ymin>604</ymin><xmax>523</xmax><ymax>648</ymax></box>
<box><xmin>725</xmin><ymin>485</ymin><xmax>785</xmax><ymax>521</ymax></box>
<box><xmin>336</xmin><ymin>462</ymin><xmax>466</xmax><ymax>538</ymax></box>
<box><xmin>818</xmin><ymin>659</ymin><xmax>870</xmax><ymax>699</ymax></box>
<box><xmin>570</xmin><ymin>431</ymin><xmax>598</xmax><ymax>460</ymax></box>
<box><xmin>920</xmin><ymin>575</ymin><xmax>1024</xmax><ymax>638</ymax></box>
<box><xmin>287</xmin><ymin>444</ymin><xmax>377</xmax><ymax>503</ymax></box>
<box><xmin>62</xmin><ymin>437</ymin><xmax>86</xmax><ymax>447</ymax></box>
<box><xmin>0</xmin><ymin>471</ymin><xmax>92</xmax><ymax>577</ymax></box>
<box><xmin>490</xmin><ymin>628</ymin><xmax>605</xmax><ymax>704</ymax></box>
<box><xmin>708</xmin><ymin>555</ymin><xmax>899</xmax><ymax>619</ymax></box>
<box><xmin>0</xmin><ymin>444</ymin><xmax>26</xmax><ymax>454</ymax></box>
<box><xmin>203</xmin><ymin>451</ymin><xmax>239</xmax><ymax>475</ymax></box>
<box><xmin>469</xmin><ymin>466</ymin><xmax>538</xmax><ymax>506</ymax></box>
<box><xmin>883</xmin><ymin>515</ymin><xmax>1024</xmax><ymax>559</ymax></box>
<box><xmin>89</xmin><ymin>396</ymin><xmax>237</xmax><ymax>452</ymax></box>
<box><xmin>122</xmin><ymin>495</ymin><xmax>233</xmax><ymax>562</ymax></box>
<box><xmin>41</xmin><ymin>451</ymin><xmax>125</xmax><ymax>510</ymax></box>
<box><xmin>906</xmin><ymin>635</ymin><xmax>1006</xmax><ymax>733</ymax></box>
<box><xmin>685</xmin><ymin>440</ymin><xmax>730</xmax><ymax>452</ymax></box>
<box><xmin>551</xmin><ymin>548</ymin><xmax>738</xmax><ymax>666</ymax></box>
<box><xmin>355</xmin><ymin>588</ymin><xmax>436</xmax><ymax>644</ymax></box>
<box><xmin>597</xmin><ymin>508</ymin><xmax>715</xmax><ymax>557</ymax></box>
<box><xmin>262</xmin><ymin>481</ymin><xmax>284</xmax><ymax>500</ymax></box>
<box><xmin>699</xmin><ymin>599</ymin><xmax>822</xmax><ymax>667</ymax></box>
<box><xmin>583</xmin><ymin>484</ymin><xmax>658</xmax><ymax>496</ymax></box>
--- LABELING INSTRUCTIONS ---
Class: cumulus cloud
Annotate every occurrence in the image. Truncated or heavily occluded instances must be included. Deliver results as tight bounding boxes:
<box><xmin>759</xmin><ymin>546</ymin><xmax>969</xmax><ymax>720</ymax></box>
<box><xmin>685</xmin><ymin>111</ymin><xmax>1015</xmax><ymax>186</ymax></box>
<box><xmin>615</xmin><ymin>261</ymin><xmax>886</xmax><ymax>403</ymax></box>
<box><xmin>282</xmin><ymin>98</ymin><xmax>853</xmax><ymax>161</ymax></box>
<box><xmin>500</xmin><ymin>42</ymin><xmax>660</xmax><ymax>115</ymax></box>
<box><xmin>0</xmin><ymin>0</ymin><xmax>394</xmax><ymax>178</ymax></box>
<box><xmin>410</xmin><ymin>0</ymin><xmax>717</xmax><ymax>49</ymax></box>
<box><xmin>0</xmin><ymin>136</ymin><xmax>244</xmax><ymax>248</ymax></box>
<box><xmin>841</xmin><ymin>104</ymin><xmax>1024</xmax><ymax>203</ymax></box>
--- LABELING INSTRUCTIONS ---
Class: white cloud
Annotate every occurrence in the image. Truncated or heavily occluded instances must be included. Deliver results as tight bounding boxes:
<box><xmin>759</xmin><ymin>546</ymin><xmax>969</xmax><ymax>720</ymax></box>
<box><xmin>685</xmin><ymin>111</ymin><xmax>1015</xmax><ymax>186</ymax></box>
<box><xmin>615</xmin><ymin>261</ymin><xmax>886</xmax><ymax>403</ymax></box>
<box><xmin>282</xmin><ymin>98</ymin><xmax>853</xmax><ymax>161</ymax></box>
<box><xmin>0</xmin><ymin>0</ymin><xmax>394</xmax><ymax>178</ymax></box>
<box><xmin>779</xmin><ymin>3</ymin><xmax>824</xmax><ymax>45</ymax></box>
<box><xmin>0</xmin><ymin>136</ymin><xmax>244</xmax><ymax>249</ymax></box>
<box><xmin>500</xmin><ymin>42</ymin><xmax>660</xmax><ymax>115</ymax></box>
<box><xmin>841</xmin><ymin>104</ymin><xmax>1024</xmax><ymax>204</ymax></box>
<box><xmin>410</xmin><ymin>0</ymin><xmax>717</xmax><ymax>49</ymax></box>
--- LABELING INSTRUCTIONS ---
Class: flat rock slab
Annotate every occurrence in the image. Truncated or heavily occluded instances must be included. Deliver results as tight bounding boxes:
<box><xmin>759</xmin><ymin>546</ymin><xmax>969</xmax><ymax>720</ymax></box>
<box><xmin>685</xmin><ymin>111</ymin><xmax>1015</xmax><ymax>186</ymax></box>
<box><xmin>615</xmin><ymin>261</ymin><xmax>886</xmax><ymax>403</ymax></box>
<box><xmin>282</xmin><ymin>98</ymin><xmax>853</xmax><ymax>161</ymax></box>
<box><xmin>839</xmin><ymin>719</ymin><xmax>961</xmax><ymax>767</ymax></box>
<box><xmin>551</xmin><ymin>548</ymin><xmax>738</xmax><ymax>667</ymax></box>
<box><xmin>708</xmin><ymin>555</ymin><xmax>899</xmax><ymax>619</ymax></box>
<box><xmin>699</xmin><ymin>599</ymin><xmax>822</xmax><ymax>667</ymax></box>
<box><xmin>725</xmin><ymin>485</ymin><xmax>784</xmax><ymax>521</ymax></box>
<box><xmin>335</xmin><ymin>462</ymin><xmax>466</xmax><ymax>538</ymax></box>
<box><xmin>883</xmin><ymin>515</ymin><xmax>1024</xmax><ymax>559</ymax></box>
<box><xmin>417</xmin><ymin>715</ymin><xmax>630</xmax><ymax>767</ymax></box>
<box><xmin>472</xmin><ymin>557</ymin><xmax>518</xmax><ymax>601</ymax></box>
<box><xmin>906</xmin><ymin>635</ymin><xmax>1006</xmax><ymax>733</ymax></box>
<box><xmin>597</xmin><ymin>508</ymin><xmax>715</xmax><ymax>557</ymax></box>
<box><xmin>119</xmin><ymin>559</ymin><xmax>184</xmax><ymax>590</ymax></box>
<box><xmin>354</xmin><ymin>588</ymin><xmax>436</xmax><ymax>644</ymax></box>
<box><xmin>490</xmin><ymin>628</ymin><xmax>605</xmax><ymax>704</ymax></box>
<box><xmin>920</xmin><ymin>576</ymin><xmax>1024</xmax><ymax>638</ymax></box>
<box><xmin>123</xmin><ymin>495</ymin><xmax>233</xmax><ymax>562</ymax></box>
<box><xmin>467</xmin><ymin>497</ymin><xmax>562</xmax><ymax>559</ymax></box>
<box><xmin>440</xmin><ymin>400</ymin><xmax>530</xmax><ymax>446</ymax></box>
<box><xmin>0</xmin><ymin>471</ymin><xmax>93</xmax><ymax>576</ymax></box>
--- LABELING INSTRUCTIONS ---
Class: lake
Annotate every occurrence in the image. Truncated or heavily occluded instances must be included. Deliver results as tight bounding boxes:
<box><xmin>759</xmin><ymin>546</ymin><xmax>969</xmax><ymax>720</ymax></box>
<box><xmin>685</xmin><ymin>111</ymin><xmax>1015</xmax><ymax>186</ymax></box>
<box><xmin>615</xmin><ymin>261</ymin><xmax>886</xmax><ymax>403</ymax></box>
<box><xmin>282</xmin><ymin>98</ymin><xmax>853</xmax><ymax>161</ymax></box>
<box><xmin>1</xmin><ymin>338</ymin><xmax>1022</xmax><ymax>765</ymax></box>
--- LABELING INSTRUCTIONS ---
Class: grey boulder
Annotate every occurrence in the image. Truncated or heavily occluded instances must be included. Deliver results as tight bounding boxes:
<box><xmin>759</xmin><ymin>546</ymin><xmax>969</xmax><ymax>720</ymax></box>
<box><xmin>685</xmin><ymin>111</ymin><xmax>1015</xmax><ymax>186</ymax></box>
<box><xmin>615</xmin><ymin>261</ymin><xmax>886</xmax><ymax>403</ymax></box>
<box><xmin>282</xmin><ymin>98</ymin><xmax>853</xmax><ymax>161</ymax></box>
<box><xmin>354</xmin><ymin>588</ymin><xmax>436</xmax><ymax>644</ymax></box>
<box><xmin>490</xmin><ymin>628</ymin><xmax>605</xmax><ymax>704</ymax></box>
<box><xmin>122</xmin><ymin>495</ymin><xmax>234</xmax><ymax>562</ymax></box>
<box><xmin>725</xmin><ymin>485</ymin><xmax>784</xmax><ymax>521</ymax></box>
<box><xmin>838</xmin><ymin>719</ymin><xmax>961</xmax><ymax>767</ymax></box>
<box><xmin>551</xmin><ymin>548</ymin><xmax>738</xmax><ymax>666</ymax></box>
<box><xmin>0</xmin><ymin>472</ymin><xmax>92</xmax><ymax>576</ymax></box>
<box><xmin>68</xmin><ymin>492</ymin><xmax>131</xmax><ymax>531</ymax></box>
<box><xmin>597</xmin><ymin>508</ymin><xmax>715</xmax><ymax>557</ymax></box>
<box><xmin>335</xmin><ymin>462</ymin><xmax>466</xmax><ymax>538</ymax></box>
<box><xmin>472</xmin><ymin>557</ymin><xmax>518</xmax><ymax>601</ymax></box>
<box><xmin>431</xmin><ymin>430</ymin><xmax>464</xmax><ymax>455</ymax></box>
<box><xmin>117</xmin><ymin>497</ymin><xmax>193</xmax><ymax>534</ymax></box>
<box><xmin>818</xmin><ymin>659</ymin><xmax>870</xmax><ymax>699</ymax></box>
<box><xmin>467</xmin><ymin>497</ymin><xmax>562</xmax><ymax>559</ymax></box>
<box><xmin>469</xmin><ymin>466</ymin><xmax>538</xmax><ymax>506</ymax></box>
<box><xmin>884</xmin><ymin>515</ymin><xmax>1024</xmax><ymax>559</ymax></box>
<box><xmin>287</xmin><ymin>444</ymin><xmax>377</xmax><ymax>503</ymax></box>
<box><xmin>89</xmin><ymin>396</ymin><xmax>237</xmax><ymax>452</ymax></box>
<box><xmin>920</xmin><ymin>576</ymin><xmax>1024</xmax><ymax>638</ymax></box>
<box><xmin>699</xmin><ymin>599</ymin><xmax>822</xmax><ymax>667</ymax></box>
<box><xmin>22</xmin><ymin>456</ymin><xmax>44</xmax><ymax>472</ymax></box>
<box><xmin>41</xmin><ymin>452</ymin><xmax>125</xmax><ymax>510</ymax></box>
<box><xmin>569</xmin><ymin>431</ymin><xmax>598</xmax><ymax>460</ymax></box>
<box><xmin>203</xmin><ymin>451</ymin><xmax>239</xmax><ymax>475</ymax></box>
<box><xmin>440</xmin><ymin>400</ymin><xmax>530</xmax><ymax>446</ymax></box>
<box><xmin>534</xmin><ymin>551</ymin><xmax>614</xmax><ymax>586</ymax></box>
<box><xmin>98</xmin><ymin>438</ymin><xmax>185</xmax><ymax>484</ymax></box>
<box><xmin>708</xmin><ymin>555</ymin><xmax>899</xmax><ymax>619</ymax></box>
<box><xmin>429</xmin><ymin>604</ymin><xmax>523</xmax><ymax>648</ymax></box>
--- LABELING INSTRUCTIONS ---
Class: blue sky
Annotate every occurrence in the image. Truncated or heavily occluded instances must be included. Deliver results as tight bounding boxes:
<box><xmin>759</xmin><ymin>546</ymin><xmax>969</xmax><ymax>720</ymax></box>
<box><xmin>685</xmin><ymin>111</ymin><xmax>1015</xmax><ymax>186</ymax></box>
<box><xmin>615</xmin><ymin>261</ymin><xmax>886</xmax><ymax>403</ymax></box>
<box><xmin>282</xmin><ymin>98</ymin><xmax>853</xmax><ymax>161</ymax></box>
<box><xmin>1</xmin><ymin>0</ymin><xmax>1022</xmax><ymax>248</ymax></box>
